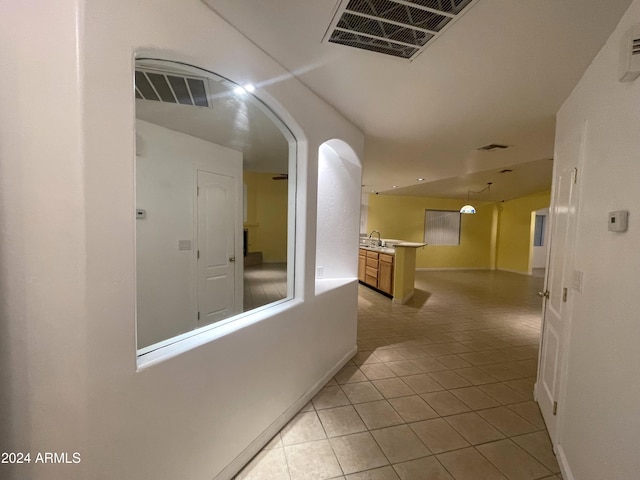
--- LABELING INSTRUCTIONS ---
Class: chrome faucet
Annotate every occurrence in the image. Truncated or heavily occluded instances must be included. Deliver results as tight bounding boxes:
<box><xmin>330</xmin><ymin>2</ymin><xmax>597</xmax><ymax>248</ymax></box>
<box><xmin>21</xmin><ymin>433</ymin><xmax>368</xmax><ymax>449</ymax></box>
<box><xmin>368</xmin><ymin>230</ymin><xmax>381</xmax><ymax>247</ymax></box>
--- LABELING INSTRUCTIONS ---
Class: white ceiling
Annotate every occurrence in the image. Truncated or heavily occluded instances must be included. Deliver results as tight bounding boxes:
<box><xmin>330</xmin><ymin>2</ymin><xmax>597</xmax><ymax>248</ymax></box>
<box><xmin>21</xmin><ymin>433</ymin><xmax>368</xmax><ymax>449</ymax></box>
<box><xmin>202</xmin><ymin>0</ymin><xmax>633</xmax><ymax>199</ymax></box>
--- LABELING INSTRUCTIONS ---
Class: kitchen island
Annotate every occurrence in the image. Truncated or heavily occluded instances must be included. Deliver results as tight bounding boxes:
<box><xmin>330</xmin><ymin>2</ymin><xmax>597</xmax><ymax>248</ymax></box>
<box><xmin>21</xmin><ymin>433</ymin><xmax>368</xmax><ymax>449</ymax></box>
<box><xmin>358</xmin><ymin>241</ymin><xmax>425</xmax><ymax>304</ymax></box>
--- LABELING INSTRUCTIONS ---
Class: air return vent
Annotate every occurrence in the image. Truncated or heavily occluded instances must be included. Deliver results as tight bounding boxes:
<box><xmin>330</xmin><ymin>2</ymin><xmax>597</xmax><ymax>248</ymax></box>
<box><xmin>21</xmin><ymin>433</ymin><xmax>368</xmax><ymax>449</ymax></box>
<box><xmin>619</xmin><ymin>23</ymin><xmax>640</xmax><ymax>82</ymax></box>
<box><xmin>135</xmin><ymin>69</ymin><xmax>210</xmax><ymax>107</ymax></box>
<box><xmin>324</xmin><ymin>0</ymin><xmax>477</xmax><ymax>60</ymax></box>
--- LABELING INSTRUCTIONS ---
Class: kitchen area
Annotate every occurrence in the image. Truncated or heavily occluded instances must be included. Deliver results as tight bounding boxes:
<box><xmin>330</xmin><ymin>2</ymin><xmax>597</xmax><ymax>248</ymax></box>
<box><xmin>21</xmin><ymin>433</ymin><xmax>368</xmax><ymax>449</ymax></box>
<box><xmin>358</xmin><ymin>230</ymin><xmax>426</xmax><ymax>304</ymax></box>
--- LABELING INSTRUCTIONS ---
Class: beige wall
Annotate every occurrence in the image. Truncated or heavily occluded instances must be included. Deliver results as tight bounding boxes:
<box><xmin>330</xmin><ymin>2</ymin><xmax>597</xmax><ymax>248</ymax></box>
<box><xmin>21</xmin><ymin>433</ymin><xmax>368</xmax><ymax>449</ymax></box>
<box><xmin>244</xmin><ymin>171</ymin><xmax>288</xmax><ymax>263</ymax></box>
<box><xmin>495</xmin><ymin>190</ymin><xmax>551</xmax><ymax>274</ymax></box>
<box><xmin>367</xmin><ymin>191</ymin><xmax>550</xmax><ymax>273</ymax></box>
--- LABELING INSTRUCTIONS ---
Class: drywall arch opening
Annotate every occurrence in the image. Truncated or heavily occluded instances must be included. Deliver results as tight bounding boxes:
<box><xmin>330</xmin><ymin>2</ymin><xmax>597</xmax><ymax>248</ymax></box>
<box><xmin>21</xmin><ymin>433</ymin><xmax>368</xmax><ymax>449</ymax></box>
<box><xmin>315</xmin><ymin>139</ymin><xmax>362</xmax><ymax>293</ymax></box>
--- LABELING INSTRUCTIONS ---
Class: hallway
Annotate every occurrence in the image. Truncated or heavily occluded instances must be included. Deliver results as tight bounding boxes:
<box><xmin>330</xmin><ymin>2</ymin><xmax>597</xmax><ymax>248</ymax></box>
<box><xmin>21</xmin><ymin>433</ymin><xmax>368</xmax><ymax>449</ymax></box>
<box><xmin>236</xmin><ymin>271</ymin><xmax>561</xmax><ymax>480</ymax></box>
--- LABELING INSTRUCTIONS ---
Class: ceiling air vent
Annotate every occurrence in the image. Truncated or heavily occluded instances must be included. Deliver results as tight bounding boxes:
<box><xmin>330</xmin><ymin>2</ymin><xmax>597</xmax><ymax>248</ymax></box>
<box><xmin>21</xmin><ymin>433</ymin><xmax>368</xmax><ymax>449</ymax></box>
<box><xmin>477</xmin><ymin>143</ymin><xmax>510</xmax><ymax>151</ymax></box>
<box><xmin>135</xmin><ymin>69</ymin><xmax>210</xmax><ymax>107</ymax></box>
<box><xmin>323</xmin><ymin>0</ymin><xmax>478</xmax><ymax>60</ymax></box>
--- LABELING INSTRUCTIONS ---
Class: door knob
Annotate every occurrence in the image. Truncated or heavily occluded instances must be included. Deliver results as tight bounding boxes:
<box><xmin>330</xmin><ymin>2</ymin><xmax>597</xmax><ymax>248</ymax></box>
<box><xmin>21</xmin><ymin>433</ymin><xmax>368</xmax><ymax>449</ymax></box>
<box><xmin>229</xmin><ymin>256</ymin><xmax>236</xmax><ymax>262</ymax></box>
<box><xmin>538</xmin><ymin>290</ymin><xmax>550</xmax><ymax>298</ymax></box>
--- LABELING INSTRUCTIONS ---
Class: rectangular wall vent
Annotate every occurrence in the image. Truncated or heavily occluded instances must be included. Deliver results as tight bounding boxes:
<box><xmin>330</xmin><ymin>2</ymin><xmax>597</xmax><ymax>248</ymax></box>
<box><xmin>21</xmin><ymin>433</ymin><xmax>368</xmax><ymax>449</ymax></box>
<box><xmin>323</xmin><ymin>0</ymin><xmax>478</xmax><ymax>60</ymax></box>
<box><xmin>620</xmin><ymin>24</ymin><xmax>640</xmax><ymax>82</ymax></box>
<box><xmin>135</xmin><ymin>69</ymin><xmax>210</xmax><ymax>107</ymax></box>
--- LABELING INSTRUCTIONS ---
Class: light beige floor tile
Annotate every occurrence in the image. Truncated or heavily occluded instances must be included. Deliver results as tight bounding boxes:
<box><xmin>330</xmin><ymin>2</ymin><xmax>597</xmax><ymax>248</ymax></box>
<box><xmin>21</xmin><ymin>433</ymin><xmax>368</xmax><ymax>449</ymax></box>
<box><xmin>503</xmin><ymin>379</ymin><xmax>535</xmax><ymax>400</ymax></box>
<box><xmin>317</xmin><ymin>405</ymin><xmax>367</xmax><ymax>437</ymax></box>
<box><xmin>401</xmin><ymin>374</ymin><xmax>444</xmax><ymax>394</ymax></box>
<box><xmin>428</xmin><ymin>371</ymin><xmax>472</xmax><ymax>389</ymax></box>
<box><xmin>450</xmin><ymin>387</ymin><xmax>500</xmax><ymax>410</ymax></box>
<box><xmin>372</xmin><ymin>378</ymin><xmax>415</xmax><ymax>398</ymax></box>
<box><xmin>477</xmin><ymin>407</ymin><xmax>539</xmax><ymax>437</ymax></box>
<box><xmin>411</xmin><ymin>357</ymin><xmax>449</xmax><ymax>373</ymax></box>
<box><xmin>476</xmin><ymin>439</ymin><xmax>551</xmax><ymax>480</ymax></box>
<box><xmin>436</xmin><ymin>447</ymin><xmax>506</xmax><ymax>480</ymax></box>
<box><xmin>388</xmin><ymin>395</ymin><xmax>439</xmax><ymax>422</ymax></box>
<box><xmin>336</xmin><ymin>366</ymin><xmax>370</xmax><ymax>384</ymax></box>
<box><xmin>374</xmin><ymin>349</ymin><xmax>407</xmax><ymax>362</ymax></box>
<box><xmin>386</xmin><ymin>360</ymin><xmax>424</xmax><ymax>376</ymax></box>
<box><xmin>285</xmin><ymin>439</ymin><xmax>343</xmax><ymax>480</ymax></box>
<box><xmin>444</xmin><ymin>412</ymin><xmax>505</xmax><ymax>445</ymax></box>
<box><xmin>410</xmin><ymin>418</ymin><xmax>470</xmax><ymax>454</ymax></box>
<box><xmin>454</xmin><ymin>367</ymin><xmax>498</xmax><ymax>385</ymax></box>
<box><xmin>394</xmin><ymin>347</ymin><xmax>429</xmax><ymax>360</ymax></box>
<box><xmin>479</xmin><ymin>364</ymin><xmax>524</xmax><ymax>382</ymax></box>
<box><xmin>281</xmin><ymin>411</ymin><xmax>327</xmax><ymax>446</ymax></box>
<box><xmin>506</xmin><ymin>402</ymin><xmax>546</xmax><ymax>429</ymax></box>
<box><xmin>262</xmin><ymin>433</ymin><xmax>282</xmax><ymax>450</ymax></box>
<box><xmin>300</xmin><ymin>401</ymin><xmax>315</xmax><ymax>412</ymax></box>
<box><xmin>355</xmin><ymin>400</ymin><xmax>404</xmax><ymax>430</ymax></box>
<box><xmin>236</xmin><ymin>447</ymin><xmax>290</xmax><ymax>480</ymax></box>
<box><xmin>371</xmin><ymin>425</ymin><xmax>431</xmax><ymax>463</ymax></box>
<box><xmin>346</xmin><ymin>466</ymin><xmax>400</xmax><ymax>480</ymax></box>
<box><xmin>360</xmin><ymin>363</ymin><xmax>397</xmax><ymax>380</ymax></box>
<box><xmin>436</xmin><ymin>355</ymin><xmax>473</xmax><ymax>369</ymax></box>
<box><xmin>478</xmin><ymin>383</ymin><xmax>527</xmax><ymax>405</ymax></box>
<box><xmin>393</xmin><ymin>456</ymin><xmax>454</xmax><ymax>480</ymax></box>
<box><xmin>512</xmin><ymin>431</ymin><xmax>560</xmax><ymax>473</ymax></box>
<box><xmin>330</xmin><ymin>432</ymin><xmax>389</xmax><ymax>475</ymax></box>
<box><xmin>421</xmin><ymin>391</ymin><xmax>471</xmax><ymax>416</ymax></box>
<box><xmin>313</xmin><ymin>385</ymin><xmax>351</xmax><ymax>410</ymax></box>
<box><xmin>352</xmin><ymin>351</ymin><xmax>383</xmax><ymax>365</ymax></box>
<box><xmin>342</xmin><ymin>382</ymin><xmax>384</xmax><ymax>404</ymax></box>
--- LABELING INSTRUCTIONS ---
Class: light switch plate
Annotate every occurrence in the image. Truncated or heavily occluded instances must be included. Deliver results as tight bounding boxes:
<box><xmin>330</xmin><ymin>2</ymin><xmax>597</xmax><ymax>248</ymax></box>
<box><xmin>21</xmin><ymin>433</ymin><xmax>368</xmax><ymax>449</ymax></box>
<box><xmin>178</xmin><ymin>240</ymin><xmax>192</xmax><ymax>251</ymax></box>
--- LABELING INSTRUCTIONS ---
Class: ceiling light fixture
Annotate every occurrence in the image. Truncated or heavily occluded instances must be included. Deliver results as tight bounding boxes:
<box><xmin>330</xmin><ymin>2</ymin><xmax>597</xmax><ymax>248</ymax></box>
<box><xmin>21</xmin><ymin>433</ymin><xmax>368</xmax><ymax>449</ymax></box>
<box><xmin>417</xmin><ymin>177</ymin><xmax>425</xmax><ymax>181</ymax></box>
<box><xmin>460</xmin><ymin>182</ymin><xmax>492</xmax><ymax>215</ymax></box>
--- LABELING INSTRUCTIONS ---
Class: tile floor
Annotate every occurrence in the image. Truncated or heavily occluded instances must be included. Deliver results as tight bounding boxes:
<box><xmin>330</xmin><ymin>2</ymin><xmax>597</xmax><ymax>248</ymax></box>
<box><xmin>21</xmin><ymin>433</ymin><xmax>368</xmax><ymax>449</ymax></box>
<box><xmin>235</xmin><ymin>270</ymin><xmax>562</xmax><ymax>480</ymax></box>
<box><xmin>243</xmin><ymin>263</ymin><xmax>288</xmax><ymax>311</ymax></box>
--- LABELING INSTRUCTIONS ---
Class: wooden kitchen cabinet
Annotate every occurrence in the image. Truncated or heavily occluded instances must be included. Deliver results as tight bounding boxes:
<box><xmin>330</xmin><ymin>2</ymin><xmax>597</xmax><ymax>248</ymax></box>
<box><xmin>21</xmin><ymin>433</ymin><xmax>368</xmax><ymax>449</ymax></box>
<box><xmin>358</xmin><ymin>250</ymin><xmax>366</xmax><ymax>282</ymax></box>
<box><xmin>359</xmin><ymin>248</ymin><xmax>394</xmax><ymax>296</ymax></box>
<box><xmin>378</xmin><ymin>253</ymin><xmax>394</xmax><ymax>295</ymax></box>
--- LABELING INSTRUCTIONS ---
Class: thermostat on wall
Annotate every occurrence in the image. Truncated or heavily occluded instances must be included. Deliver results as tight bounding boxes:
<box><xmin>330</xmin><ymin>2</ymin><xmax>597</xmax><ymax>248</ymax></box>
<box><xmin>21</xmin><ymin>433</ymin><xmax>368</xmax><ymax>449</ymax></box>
<box><xmin>608</xmin><ymin>210</ymin><xmax>628</xmax><ymax>232</ymax></box>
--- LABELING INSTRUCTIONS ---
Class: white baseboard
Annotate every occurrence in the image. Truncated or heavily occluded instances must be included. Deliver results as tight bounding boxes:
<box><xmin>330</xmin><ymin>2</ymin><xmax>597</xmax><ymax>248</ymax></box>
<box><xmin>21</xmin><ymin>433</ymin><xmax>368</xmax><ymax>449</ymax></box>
<box><xmin>496</xmin><ymin>268</ymin><xmax>532</xmax><ymax>276</ymax></box>
<box><xmin>556</xmin><ymin>445</ymin><xmax>575</xmax><ymax>480</ymax></box>
<box><xmin>416</xmin><ymin>267</ymin><xmax>491</xmax><ymax>272</ymax></box>
<box><xmin>214</xmin><ymin>344</ymin><xmax>358</xmax><ymax>480</ymax></box>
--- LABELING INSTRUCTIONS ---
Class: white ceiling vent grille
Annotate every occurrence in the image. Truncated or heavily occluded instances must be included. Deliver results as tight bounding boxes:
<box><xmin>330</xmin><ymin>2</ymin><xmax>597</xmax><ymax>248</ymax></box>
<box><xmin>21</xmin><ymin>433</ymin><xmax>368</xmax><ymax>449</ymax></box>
<box><xmin>135</xmin><ymin>69</ymin><xmax>211</xmax><ymax>107</ymax></box>
<box><xmin>619</xmin><ymin>23</ymin><xmax>640</xmax><ymax>82</ymax></box>
<box><xmin>324</xmin><ymin>0</ymin><xmax>478</xmax><ymax>60</ymax></box>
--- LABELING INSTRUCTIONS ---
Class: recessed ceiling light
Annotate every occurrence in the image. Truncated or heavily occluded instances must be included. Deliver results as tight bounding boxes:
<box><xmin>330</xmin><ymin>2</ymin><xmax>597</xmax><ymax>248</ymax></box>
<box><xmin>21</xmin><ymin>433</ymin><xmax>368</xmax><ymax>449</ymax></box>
<box><xmin>417</xmin><ymin>178</ymin><xmax>425</xmax><ymax>181</ymax></box>
<box><xmin>392</xmin><ymin>185</ymin><xmax>398</xmax><ymax>188</ymax></box>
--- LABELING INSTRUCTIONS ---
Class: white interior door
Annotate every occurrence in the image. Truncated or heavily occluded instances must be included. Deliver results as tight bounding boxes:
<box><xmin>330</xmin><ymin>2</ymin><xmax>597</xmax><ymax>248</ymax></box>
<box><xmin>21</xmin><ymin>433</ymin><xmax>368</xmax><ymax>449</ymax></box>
<box><xmin>197</xmin><ymin>170</ymin><xmax>237</xmax><ymax>326</ymax></box>
<box><xmin>537</xmin><ymin>164</ymin><xmax>579</xmax><ymax>441</ymax></box>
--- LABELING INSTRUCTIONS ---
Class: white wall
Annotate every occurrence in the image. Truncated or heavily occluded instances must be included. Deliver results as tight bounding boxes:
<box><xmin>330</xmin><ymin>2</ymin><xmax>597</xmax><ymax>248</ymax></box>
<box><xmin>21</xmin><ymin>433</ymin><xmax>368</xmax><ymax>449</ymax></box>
<box><xmin>136</xmin><ymin>120</ymin><xmax>242</xmax><ymax>348</ymax></box>
<box><xmin>551</xmin><ymin>1</ymin><xmax>640</xmax><ymax>479</ymax></box>
<box><xmin>315</xmin><ymin>141</ymin><xmax>362</xmax><ymax>282</ymax></box>
<box><xmin>531</xmin><ymin>208</ymin><xmax>549</xmax><ymax>269</ymax></box>
<box><xmin>0</xmin><ymin>1</ymin><xmax>364</xmax><ymax>479</ymax></box>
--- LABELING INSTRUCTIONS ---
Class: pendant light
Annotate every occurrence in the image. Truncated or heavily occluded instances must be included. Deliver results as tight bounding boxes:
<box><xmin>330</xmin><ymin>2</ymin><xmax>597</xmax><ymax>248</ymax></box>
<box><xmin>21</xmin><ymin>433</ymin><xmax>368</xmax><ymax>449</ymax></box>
<box><xmin>460</xmin><ymin>182</ymin><xmax>492</xmax><ymax>214</ymax></box>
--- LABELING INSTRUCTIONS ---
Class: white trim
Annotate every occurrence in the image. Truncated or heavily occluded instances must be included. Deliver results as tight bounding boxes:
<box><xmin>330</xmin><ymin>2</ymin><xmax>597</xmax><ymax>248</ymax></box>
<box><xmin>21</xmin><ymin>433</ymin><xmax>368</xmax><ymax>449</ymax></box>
<box><xmin>496</xmin><ymin>268</ymin><xmax>532</xmax><ymax>276</ymax></box>
<box><xmin>213</xmin><ymin>345</ymin><xmax>358</xmax><ymax>480</ymax></box>
<box><xmin>556</xmin><ymin>445</ymin><xmax>575</xmax><ymax>480</ymax></box>
<box><xmin>416</xmin><ymin>267</ymin><xmax>491</xmax><ymax>272</ymax></box>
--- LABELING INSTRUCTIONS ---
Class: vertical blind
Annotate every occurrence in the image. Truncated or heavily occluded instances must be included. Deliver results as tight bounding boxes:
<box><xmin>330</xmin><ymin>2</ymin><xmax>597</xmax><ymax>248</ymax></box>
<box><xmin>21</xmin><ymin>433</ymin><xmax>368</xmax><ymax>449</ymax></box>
<box><xmin>424</xmin><ymin>210</ymin><xmax>461</xmax><ymax>245</ymax></box>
